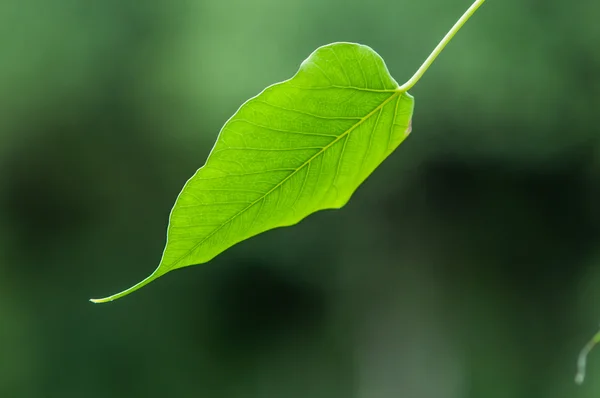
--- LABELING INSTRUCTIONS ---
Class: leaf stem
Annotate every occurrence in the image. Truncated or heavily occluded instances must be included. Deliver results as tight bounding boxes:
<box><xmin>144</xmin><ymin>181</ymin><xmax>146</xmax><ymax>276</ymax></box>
<box><xmin>575</xmin><ymin>328</ymin><xmax>600</xmax><ymax>384</ymax></box>
<box><xmin>397</xmin><ymin>0</ymin><xmax>486</xmax><ymax>92</ymax></box>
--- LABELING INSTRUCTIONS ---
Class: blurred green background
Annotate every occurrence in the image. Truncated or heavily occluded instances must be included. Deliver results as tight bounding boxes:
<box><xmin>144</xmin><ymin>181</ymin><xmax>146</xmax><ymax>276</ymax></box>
<box><xmin>1</xmin><ymin>0</ymin><xmax>599</xmax><ymax>397</ymax></box>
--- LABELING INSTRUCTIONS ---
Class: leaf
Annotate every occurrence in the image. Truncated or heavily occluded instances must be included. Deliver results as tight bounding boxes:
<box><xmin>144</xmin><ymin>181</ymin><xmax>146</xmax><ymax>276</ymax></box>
<box><xmin>91</xmin><ymin>42</ymin><xmax>414</xmax><ymax>302</ymax></box>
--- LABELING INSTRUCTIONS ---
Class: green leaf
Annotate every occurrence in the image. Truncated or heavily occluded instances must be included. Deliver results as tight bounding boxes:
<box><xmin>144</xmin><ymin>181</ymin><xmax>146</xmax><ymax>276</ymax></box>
<box><xmin>93</xmin><ymin>42</ymin><xmax>414</xmax><ymax>302</ymax></box>
<box><xmin>92</xmin><ymin>0</ymin><xmax>487</xmax><ymax>302</ymax></box>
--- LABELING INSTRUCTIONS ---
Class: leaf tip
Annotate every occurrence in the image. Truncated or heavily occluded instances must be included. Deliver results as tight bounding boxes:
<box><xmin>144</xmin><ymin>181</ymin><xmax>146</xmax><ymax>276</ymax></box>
<box><xmin>89</xmin><ymin>297</ymin><xmax>110</xmax><ymax>304</ymax></box>
<box><xmin>89</xmin><ymin>268</ymin><xmax>165</xmax><ymax>304</ymax></box>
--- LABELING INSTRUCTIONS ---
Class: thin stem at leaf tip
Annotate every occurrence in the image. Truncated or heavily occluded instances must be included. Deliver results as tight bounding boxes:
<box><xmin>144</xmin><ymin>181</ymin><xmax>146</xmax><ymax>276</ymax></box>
<box><xmin>397</xmin><ymin>0</ymin><xmax>486</xmax><ymax>92</ymax></box>
<box><xmin>89</xmin><ymin>269</ymin><xmax>163</xmax><ymax>303</ymax></box>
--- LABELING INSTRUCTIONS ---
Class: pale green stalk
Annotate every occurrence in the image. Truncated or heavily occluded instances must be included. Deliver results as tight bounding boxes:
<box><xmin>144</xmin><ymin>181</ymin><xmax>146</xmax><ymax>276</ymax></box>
<box><xmin>398</xmin><ymin>0</ymin><xmax>486</xmax><ymax>92</ymax></box>
<box><xmin>576</xmin><ymin>328</ymin><xmax>600</xmax><ymax>384</ymax></box>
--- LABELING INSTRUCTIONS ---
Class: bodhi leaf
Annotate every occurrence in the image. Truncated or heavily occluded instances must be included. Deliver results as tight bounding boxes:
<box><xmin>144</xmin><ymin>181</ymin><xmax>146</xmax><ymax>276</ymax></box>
<box><xmin>98</xmin><ymin>43</ymin><xmax>414</xmax><ymax>302</ymax></box>
<box><xmin>92</xmin><ymin>0</ymin><xmax>487</xmax><ymax>303</ymax></box>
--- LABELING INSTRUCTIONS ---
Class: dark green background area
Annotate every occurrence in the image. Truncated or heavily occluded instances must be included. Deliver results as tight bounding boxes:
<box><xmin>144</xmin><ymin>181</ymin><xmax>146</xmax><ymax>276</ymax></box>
<box><xmin>1</xmin><ymin>0</ymin><xmax>599</xmax><ymax>397</ymax></box>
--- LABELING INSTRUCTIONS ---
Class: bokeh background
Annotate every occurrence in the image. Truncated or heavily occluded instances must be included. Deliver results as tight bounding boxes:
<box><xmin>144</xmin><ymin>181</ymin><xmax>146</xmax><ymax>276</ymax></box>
<box><xmin>1</xmin><ymin>0</ymin><xmax>600</xmax><ymax>397</ymax></box>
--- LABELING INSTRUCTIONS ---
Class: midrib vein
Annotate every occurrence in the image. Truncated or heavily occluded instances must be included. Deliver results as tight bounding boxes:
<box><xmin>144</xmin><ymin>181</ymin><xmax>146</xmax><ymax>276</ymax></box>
<box><xmin>166</xmin><ymin>91</ymin><xmax>402</xmax><ymax>271</ymax></box>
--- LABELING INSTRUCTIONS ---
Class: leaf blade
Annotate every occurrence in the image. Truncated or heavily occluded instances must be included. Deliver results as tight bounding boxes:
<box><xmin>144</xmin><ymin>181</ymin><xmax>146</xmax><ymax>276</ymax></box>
<box><xmin>91</xmin><ymin>42</ymin><xmax>414</xmax><ymax>302</ymax></box>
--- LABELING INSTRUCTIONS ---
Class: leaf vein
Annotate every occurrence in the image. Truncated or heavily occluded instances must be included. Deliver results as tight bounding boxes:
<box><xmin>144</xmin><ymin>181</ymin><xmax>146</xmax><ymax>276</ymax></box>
<box><xmin>330</xmin><ymin>46</ymin><xmax>352</xmax><ymax>86</ymax></box>
<box><xmin>229</xmin><ymin>120</ymin><xmax>339</xmax><ymax>138</ymax></box>
<box><xmin>387</xmin><ymin>95</ymin><xmax>401</xmax><ymax>151</ymax></box>
<box><xmin>254</xmin><ymin>100</ymin><xmax>362</xmax><ymax>120</ymax></box>
<box><xmin>214</xmin><ymin>146</ymin><xmax>324</xmax><ymax>153</ymax></box>
<box><xmin>287</xmin><ymin>84</ymin><xmax>396</xmax><ymax>93</ymax></box>
<box><xmin>358</xmin><ymin>107</ymin><xmax>382</xmax><ymax>176</ymax></box>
